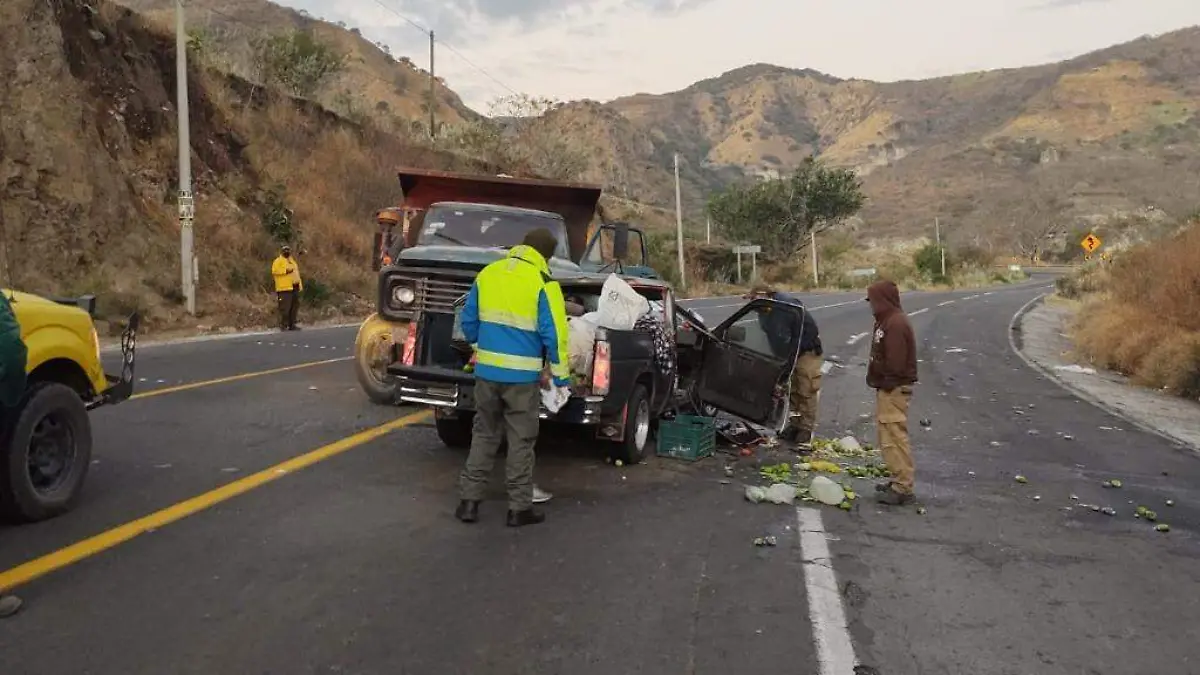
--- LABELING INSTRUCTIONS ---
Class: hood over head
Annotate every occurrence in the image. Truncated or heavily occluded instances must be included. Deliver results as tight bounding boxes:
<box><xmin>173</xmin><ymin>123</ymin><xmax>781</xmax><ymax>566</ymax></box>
<box><xmin>866</xmin><ymin>280</ymin><xmax>902</xmax><ymax>317</ymax></box>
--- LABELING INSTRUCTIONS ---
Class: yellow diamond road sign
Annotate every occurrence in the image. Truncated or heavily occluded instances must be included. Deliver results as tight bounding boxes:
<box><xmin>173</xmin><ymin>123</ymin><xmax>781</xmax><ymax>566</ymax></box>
<box><xmin>1081</xmin><ymin>233</ymin><xmax>1102</xmax><ymax>253</ymax></box>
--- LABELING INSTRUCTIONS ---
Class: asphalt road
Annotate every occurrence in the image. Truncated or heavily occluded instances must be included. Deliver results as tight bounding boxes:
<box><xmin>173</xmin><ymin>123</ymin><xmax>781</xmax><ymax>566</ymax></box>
<box><xmin>3</xmin><ymin>275</ymin><xmax>1198</xmax><ymax>675</ymax></box>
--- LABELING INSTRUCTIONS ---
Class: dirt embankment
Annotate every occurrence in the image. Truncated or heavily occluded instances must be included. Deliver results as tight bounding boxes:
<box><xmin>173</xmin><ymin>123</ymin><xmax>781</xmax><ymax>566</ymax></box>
<box><xmin>1058</xmin><ymin>217</ymin><xmax>1200</xmax><ymax>400</ymax></box>
<box><xmin>0</xmin><ymin>0</ymin><xmax>493</xmax><ymax>334</ymax></box>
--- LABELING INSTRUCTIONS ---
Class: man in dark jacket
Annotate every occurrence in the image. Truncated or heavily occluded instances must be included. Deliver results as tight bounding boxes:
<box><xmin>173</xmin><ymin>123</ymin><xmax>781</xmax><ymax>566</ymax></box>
<box><xmin>0</xmin><ymin>292</ymin><xmax>27</xmax><ymax>617</ymax></box>
<box><xmin>865</xmin><ymin>280</ymin><xmax>919</xmax><ymax>505</ymax></box>
<box><xmin>748</xmin><ymin>285</ymin><xmax>824</xmax><ymax>447</ymax></box>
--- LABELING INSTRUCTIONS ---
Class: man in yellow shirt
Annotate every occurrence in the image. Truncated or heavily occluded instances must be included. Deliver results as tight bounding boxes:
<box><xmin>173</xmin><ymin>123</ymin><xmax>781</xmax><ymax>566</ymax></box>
<box><xmin>271</xmin><ymin>245</ymin><xmax>303</xmax><ymax>331</ymax></box>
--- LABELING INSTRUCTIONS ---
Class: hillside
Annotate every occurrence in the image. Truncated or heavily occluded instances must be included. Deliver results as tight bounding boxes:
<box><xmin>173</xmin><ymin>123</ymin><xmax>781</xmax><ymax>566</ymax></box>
<box><xmin>0</xmin><ymin>0</ymin><xmax>492</xmax><ymax>332</ymax></box>
<box><xmin>556</xmin><ymin>28</ymin><xmax>1200</xmax><ymax>251</ymax></box>
<box><xmin>117</xmin><ymin>0</ymin><xmax>478</xmax><ymax>137</ymax></box>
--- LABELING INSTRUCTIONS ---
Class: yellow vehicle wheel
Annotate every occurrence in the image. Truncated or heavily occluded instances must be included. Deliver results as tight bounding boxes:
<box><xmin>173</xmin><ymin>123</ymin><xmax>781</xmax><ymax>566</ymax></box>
<box><xmin>354</xmin><ymin>313</ymin><xmax>404</xmax><ymax>405</ymax></box>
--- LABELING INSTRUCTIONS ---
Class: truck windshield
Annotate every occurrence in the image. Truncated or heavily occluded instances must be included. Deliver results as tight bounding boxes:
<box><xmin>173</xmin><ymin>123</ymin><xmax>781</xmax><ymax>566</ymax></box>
<box><xmin>418</xmin><ymin>204</ymin><xmax>571</xmax><ymax>259</ymax></box>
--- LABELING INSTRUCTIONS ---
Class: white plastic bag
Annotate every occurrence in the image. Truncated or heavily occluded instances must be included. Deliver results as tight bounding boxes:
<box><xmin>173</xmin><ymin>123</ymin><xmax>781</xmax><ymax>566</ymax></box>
<box><xmin>541</xmin><ymin>385</ymin><xmax>571</xmax><ymax>414</ymax></box>
<box><xmin>595</xmin><ymin>273</ymin><xmax>649</xmax><ymax>330</ymax></box>
<box><xmin>567</xmin><ymin>313</ymin><xmax>599</xmax><ymax>375</ymax></box>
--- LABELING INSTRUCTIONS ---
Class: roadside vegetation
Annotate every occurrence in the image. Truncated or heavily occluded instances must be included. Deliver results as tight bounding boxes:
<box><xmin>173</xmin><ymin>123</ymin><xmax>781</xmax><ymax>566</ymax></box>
<box><xmin>1057</xmin><ymin>215</ymin><xmax>1200</xmax><ymax>399</ymax></box>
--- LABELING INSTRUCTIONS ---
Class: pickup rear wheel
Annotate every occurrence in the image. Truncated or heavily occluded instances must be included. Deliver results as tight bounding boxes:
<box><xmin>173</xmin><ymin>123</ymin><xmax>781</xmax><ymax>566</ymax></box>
<box><xmin>435</xmin><ymin>414</ymin><xmax>474</xmax><ymax>449</ymax></box>
<box><xmin>615</xmin><ymin>384</ymin><xmax>653</xmax><ymax>465</ymax></box>
<box><xmin>0</xmin><ymin>382</ymin><xmax>92</xmax><ymax>523</ymax></box>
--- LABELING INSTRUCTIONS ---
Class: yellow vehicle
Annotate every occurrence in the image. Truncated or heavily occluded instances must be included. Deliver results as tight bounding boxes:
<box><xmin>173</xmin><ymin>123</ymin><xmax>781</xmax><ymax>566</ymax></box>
<box><xmin>1</xmin><ymin>290</ymin><xmax>138</xmax><ymax>523</ymax></box>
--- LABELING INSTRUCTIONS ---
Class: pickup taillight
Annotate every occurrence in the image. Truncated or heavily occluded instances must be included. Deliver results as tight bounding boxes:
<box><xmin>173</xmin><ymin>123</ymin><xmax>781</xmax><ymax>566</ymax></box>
<box><xmin>592</xmin><ymin>339</ymin><xmax>610</xmax><ymax>395</ymax></box>
<box><xmin>401</xmin><ymin>325</ymin><xmax>417</xmax><ymax>365</ymax></box>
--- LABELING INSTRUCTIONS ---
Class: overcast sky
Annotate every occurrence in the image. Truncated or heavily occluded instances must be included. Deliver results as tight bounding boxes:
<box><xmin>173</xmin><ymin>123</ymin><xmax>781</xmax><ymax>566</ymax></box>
<box><xmin>282</xmin><ymin>0</ymin><xmax>1200</xmax><ymax>111</ymax></box>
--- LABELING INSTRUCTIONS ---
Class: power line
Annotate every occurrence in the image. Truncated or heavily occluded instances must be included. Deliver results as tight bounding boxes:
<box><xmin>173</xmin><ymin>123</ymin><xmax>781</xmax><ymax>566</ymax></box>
<box><xmin>365</xmin><ymin>0</ymin><xmax>518</xmax><ymax>98</ymax></box>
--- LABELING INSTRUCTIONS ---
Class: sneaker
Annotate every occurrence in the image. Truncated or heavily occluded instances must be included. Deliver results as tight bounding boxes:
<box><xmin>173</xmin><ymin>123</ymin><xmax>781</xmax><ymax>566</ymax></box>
<box><xmin>0</xmin><ymin>595</ymin><xmax>22</xmax><ymax>618</ymax></box>
<box><xmin>506</xmin><ymin>508</ymin><xmax>546</xmax><ymax>527</ymax></box>
<box><xmin>876</xmin><ymin>488</ymin><xmax>916</xmax><ymax>506</ymax></box>
<box><xmin>532</xmin><ymin>485</ymin><xmax>553</xmax><ymax>504</ymax></box>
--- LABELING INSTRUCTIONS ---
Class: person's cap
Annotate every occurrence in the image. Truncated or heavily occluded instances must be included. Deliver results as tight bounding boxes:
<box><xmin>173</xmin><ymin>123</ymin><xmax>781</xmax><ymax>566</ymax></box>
<box><xmin>521</xmin><ymin>228</ymin><xmax>558</xmax><ymax>260</ymax></box>
<box><xmin>281</xmin><ymin>244</ymin><xmax>291</xmax><ymax>251</ymax></box>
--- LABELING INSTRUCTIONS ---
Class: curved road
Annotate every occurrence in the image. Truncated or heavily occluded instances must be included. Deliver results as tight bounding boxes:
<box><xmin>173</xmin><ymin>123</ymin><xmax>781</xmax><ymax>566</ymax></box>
<box><xmin>2</xmin><ymin>275</ymin><xmax>1198</xmax><ymax>675</ymax></box>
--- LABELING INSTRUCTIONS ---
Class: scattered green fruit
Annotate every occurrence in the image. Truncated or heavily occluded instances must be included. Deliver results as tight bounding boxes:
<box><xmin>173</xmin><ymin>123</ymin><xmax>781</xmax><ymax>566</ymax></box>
<box><xmin>614</xmin><ymin>459</ymin><xmax>624</xmax><ymax>468</ymax></box>
<box><xmin>839</xmin><ymin>501</ymin><xmax>852</xmax><ymax>511</ymax></box>
<box><xmin>1155</xmin><ymin>524</ymin><xmax>1170</xmax><ymax>533</ymax></box>
<box><xmin>1105</xmin><ymin>479</ymin><xmax>1122</xmax><ymax>488</ymax></box>
<box><xmin>1015</xmin><ymin>475</ymin><xmax>1028</xmax><ymax>484</ymax></box>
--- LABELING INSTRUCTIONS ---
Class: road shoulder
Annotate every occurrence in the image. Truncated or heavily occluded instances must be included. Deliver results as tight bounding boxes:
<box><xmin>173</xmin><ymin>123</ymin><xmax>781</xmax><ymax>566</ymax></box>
<box><xmin>1012</xmin><ymin>293</ymin><xmax>1200</xmax><ymax>453</ymax></box>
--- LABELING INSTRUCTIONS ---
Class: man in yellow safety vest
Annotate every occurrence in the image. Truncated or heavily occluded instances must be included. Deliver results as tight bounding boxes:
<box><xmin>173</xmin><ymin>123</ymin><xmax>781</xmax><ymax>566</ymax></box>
<box><xmin>455</xmin><ymin>229</ymin><xmax>569</xmax><ymax>527</ymax></box>
<box><xmin>270</xmin><ymin>245</ymin><xmax>303</xmax><ymax>331</ymax></box>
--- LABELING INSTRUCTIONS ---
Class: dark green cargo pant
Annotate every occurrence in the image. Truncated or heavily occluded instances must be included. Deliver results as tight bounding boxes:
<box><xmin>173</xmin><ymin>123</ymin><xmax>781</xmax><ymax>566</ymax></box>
<box><xmin>458</xmin><ymin>379</ymin><xmax>541</xmax><ymax>511</ymax></box>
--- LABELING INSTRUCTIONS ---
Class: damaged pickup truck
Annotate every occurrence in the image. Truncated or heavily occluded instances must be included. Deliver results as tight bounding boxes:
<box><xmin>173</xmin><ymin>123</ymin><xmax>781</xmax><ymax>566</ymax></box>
<box><xmin>376</xmin><ymin>170</ymin><xmax>812</xmax><ymax>464</ymax></box>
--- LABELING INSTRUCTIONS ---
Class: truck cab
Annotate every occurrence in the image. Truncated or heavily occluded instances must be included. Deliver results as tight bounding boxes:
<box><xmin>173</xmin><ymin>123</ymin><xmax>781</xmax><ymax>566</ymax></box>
<box><xmin>1</xmin><ymin>290</ymin><xmax>138</xmax><ymax>523</ymax></box>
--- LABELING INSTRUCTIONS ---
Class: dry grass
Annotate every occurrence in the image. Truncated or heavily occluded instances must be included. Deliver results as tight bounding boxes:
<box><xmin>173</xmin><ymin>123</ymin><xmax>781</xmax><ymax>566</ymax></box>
<box><xmin>1070</xmin><ymin>218</ymin><xmax>1200</xmax><ymax>398</ymax></box>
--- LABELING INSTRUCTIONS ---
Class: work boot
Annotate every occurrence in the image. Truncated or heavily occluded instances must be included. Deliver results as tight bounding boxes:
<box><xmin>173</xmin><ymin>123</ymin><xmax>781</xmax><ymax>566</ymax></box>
<box><xmin>532</xmin><ymin>485</ymin><xmax>553</xmax><ymax>504</ymax></box>
<box><xmin>454</xmin><ymin>500</ymin><xmax>480</xmax><ymax>523</ymax></box>
<box><xmin>506</xmin><ymin>508</ymin><xmax>545</xmax><ymax>527</ymax></box>
<box><xmin>0</xmin><ymin>594</ymin><xmax>22</xmax><ymax>618</ymax></box>
<box><xmin>876</xmin><ymin>488</ymin><xmax>915</xmax><ymax>506</ymax></box>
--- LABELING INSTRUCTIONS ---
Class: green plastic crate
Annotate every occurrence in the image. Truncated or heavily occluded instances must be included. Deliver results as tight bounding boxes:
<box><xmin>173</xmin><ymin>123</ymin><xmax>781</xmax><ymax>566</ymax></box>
<box><xmin>656</xmin><ymin>414</ymin><xmax>716</xmax><ymax>461</ymax></box>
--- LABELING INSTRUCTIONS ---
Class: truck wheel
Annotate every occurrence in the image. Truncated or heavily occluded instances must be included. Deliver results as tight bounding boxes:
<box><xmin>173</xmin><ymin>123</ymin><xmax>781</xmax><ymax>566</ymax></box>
<box><xmin>435</xmin><ymin>415</ymin><xmax>474</xmax><ymax>449</ymax></box>
<box><xmin>354</xmin><ymin>313</ymin><xmax>400</xmax><ymax>405</ymax></box>
<box><xmin>0</xmin><ymin>383</ymin><xmax>93</xmax><ymax>523</ymax></box>
<box><xmin>615</xmin><ymin>384</ymin><xmax>653</xmax><ymax>465</ymax></box>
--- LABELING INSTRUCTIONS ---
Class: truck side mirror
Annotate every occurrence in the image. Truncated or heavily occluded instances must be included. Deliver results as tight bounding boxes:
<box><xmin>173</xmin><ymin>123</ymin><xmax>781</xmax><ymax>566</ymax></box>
<box><xmin>612</xmin><ymin>222</ymin><xmax>630</xmax><ymax>261</ymax></box>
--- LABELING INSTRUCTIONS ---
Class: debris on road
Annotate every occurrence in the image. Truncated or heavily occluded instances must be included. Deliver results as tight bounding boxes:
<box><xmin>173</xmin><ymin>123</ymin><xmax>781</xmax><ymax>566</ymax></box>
<box><xmin>810</xmin><ymin>476</ymin><xmax>846</xmax><ymax>505</ymax></box>
<box><xmin>1166</xmin><ymin>499</ymin><xmax>1176</xmax><ymax>507</ymax></box>
<box><xmin>1015</xmin><ymin>475</ymin><xmax>1028</xmax><ymax>484</ymax></box>
<box><xmin>916</xmin><ymin>506</ymin><xmax>928</xmax><ymax>515</ymax></box>
<box><xmin>1053</xmin><ymin>364</ymin><xmax>1097</xmax><ymax>375</ymax></box>
<box><xmin>1156</xmin><ymin>524</ymin><xmax>1171</xmax><ymax>533</ymax></box>
<box><xmin>946</xmin><ymin>348</ymin><xmax>967</xmax><ymax>354</ymax></box>
<box><xmin>1103</xmin><ymin>479</ymin><xmax>1123</xmax><ymax>488</ymax></box>
<box><xmin>753</xmin><ymin>536</ymin><xmax>778</xmax><ymax>547</ymax></box>
<box><xmin>920</xmin><ymin>418</ymin><xmax>932</xmax><ymax>428</ymax></box>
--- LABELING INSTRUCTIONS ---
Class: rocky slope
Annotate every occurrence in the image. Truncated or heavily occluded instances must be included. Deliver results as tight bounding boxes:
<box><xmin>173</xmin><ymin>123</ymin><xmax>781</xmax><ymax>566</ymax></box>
<box><xmin>0</xmin><ymin>0</ymin><xmax>490</xmax><ymax>331</ymax></box>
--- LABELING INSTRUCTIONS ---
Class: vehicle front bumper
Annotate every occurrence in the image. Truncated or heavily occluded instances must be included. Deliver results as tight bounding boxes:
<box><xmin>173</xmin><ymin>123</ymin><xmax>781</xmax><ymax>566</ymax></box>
<box><xmin>387</xmin><ymin>364</ymin><xmax>606</xmax><ymax>424</ymax></box>
<box><xmin>89</xmin><ymin>312</ymin><xmax>140</xmax><ymax>410</ymax></box>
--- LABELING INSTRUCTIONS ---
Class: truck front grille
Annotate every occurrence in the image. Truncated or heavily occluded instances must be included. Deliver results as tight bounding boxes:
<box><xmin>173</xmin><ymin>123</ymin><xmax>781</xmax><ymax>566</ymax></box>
<box><xmin>394</xmin><ymin>273</ymin><xmax>474</xmax><ymax>314</ymax></box>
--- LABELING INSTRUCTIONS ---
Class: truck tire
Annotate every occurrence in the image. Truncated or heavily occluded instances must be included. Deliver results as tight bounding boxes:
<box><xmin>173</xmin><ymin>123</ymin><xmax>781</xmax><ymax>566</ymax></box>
<box><xmin>615</xmin><ymin>384</ymin><xmax>653</xmax><ymax>465</ymax></box>
<box><xmin>0</xmin><ymin>382</ymin><xmax>93</xmax><ymax>523</ymax></box>
<box><xmin>436</xmin><ymin>415</ymin><xmax>474</xmax><ymax>449</ymax></box>
<box><xmin>354</xmin><ymin>313</ymin><xmax>400</xmax><ymax>405</ymax></box>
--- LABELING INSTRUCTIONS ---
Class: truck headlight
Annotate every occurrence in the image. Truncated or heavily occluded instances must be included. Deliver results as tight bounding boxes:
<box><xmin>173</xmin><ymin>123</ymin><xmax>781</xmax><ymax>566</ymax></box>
<box><xmin>392</xmin><ymin>285</ymin><xmax>416</xmax><ymax>306</ymax></box>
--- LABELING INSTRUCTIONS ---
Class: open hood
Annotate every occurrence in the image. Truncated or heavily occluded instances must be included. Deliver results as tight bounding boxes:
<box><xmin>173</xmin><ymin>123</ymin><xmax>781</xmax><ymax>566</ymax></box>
<box><xmin>396</xmin><ymin>168</ymin><xmax>603</xmax><ymax>260</ymax></box>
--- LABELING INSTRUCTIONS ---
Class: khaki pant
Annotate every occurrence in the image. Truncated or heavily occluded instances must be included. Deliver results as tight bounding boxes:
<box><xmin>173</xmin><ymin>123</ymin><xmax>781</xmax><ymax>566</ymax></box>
<box><xmin>788</xmin><ymin>351</ymin><xmax>824</xmax><ymax>436</ymax></box>
<box><xmin>459</xmin><ymin>379</ymin><xmax>540</xmax><ymax>511</ymax></box>
<box><xmin>876</xmin><ymin>386</ymin><xmax>914</xmax><ymax>494</ymax></box>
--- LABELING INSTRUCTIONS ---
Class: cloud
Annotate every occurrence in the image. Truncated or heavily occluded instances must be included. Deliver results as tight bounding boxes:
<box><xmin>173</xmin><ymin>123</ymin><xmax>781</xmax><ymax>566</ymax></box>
<box><xmin>1028</xmin><ymin>0</ymin><xmax>1116</xmax><ymax>10</ymax></box>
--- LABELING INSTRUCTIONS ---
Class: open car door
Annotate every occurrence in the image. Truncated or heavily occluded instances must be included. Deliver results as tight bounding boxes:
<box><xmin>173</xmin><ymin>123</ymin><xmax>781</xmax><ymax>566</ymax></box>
<box><xmin>692</xmin><ymin>299</ymin><xmax>807</xmax><ymax>426</ymax></box>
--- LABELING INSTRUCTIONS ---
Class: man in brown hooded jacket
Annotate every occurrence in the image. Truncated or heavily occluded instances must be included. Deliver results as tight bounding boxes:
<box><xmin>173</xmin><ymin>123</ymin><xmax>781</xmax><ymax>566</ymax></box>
<box><xmin>865</xmin><ymin>280</ymin><xmax>919</xmax><ymax>505</ymax></box>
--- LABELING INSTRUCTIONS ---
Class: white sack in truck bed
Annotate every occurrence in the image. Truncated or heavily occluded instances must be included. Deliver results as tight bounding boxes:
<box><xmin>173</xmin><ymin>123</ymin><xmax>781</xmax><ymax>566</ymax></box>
<box><xmin>595</xmin><ymin>274</ymin><xmax>649</xmax><ymax>330</ymax></box>
<box><xmin>567</xmin><ymin>312</ymin><xmax>600</xmax><ymax>375</ymax></box>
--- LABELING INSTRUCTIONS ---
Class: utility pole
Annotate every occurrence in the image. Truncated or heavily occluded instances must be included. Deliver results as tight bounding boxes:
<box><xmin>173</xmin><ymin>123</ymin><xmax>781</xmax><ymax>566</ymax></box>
<box><xmin>674</xmin><ymin>153</ymin><xmax>686</xmax><ymax>289</ymax></box>
<box><xmin>428</xmin><ymin>30</ymin><xmax>436</xmax><ymax>139</ymax></box>
<box><xmin>810</xmin><ymin>231</ymin><xmax>818</xmax><ymax>285</ymax></box>
<box><xmin>936</xmin><ymin>217</ymin><xmax>945</xmax><ymax>276</ymax></box>
<box><xmin>175</xmin><ymin>0</ymin><xmax>196</xmax><ymax>315</ymax></box>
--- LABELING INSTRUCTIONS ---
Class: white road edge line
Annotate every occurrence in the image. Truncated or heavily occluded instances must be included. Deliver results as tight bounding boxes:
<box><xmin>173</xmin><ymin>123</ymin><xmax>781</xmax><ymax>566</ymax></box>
<box><xmin>796</xmin><ymin>507</ymin><xmax>857</xmax><ymax>674</ymax></box>
<box><xmin>909</xmin><ymin>307</ymin><xmax>929</xmax><ymax>316</ymax></box>
<box><xmin>846</xmin><ymin>331</ymin><xmax>870</xmax><ymax>345</ymax></box>
<box><xmin>937</xmin><ymin>300</ymin><xmax>955</xmax><ymax>307</ymax></box>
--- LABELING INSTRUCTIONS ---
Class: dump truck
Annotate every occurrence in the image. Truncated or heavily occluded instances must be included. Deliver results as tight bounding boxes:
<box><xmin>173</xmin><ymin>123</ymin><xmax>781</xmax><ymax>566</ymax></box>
<box><xmin>354</xmin><ymin>169</ymin><xmax>658</xmax><ymax>405</ymax></box>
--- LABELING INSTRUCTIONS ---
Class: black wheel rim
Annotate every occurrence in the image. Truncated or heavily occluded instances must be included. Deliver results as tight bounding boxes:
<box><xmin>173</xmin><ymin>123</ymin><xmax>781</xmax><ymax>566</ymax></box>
<box><xmin>26</xmin><ymin>411</ymin><xmax>76</xmax><ymax>495</ymax></box>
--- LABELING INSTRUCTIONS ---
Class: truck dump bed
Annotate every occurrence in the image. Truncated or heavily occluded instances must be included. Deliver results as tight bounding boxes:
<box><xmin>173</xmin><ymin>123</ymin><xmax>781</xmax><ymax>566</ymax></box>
<box><xmin>395</xmin><ymin>168</ymin><xmax>603</xmax><ymax>260</ymax></box>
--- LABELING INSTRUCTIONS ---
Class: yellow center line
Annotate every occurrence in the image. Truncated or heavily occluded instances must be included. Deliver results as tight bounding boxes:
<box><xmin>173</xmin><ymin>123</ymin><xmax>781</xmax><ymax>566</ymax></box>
<box><xmin>0</xmin><ymin>409</ymin><xmax>431</xmax><ymax>592</ymax></box>
<box><xmin>131</xmin><ymin>356</ymin><xmax>354</xmax><ymax>400</ymax></box>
